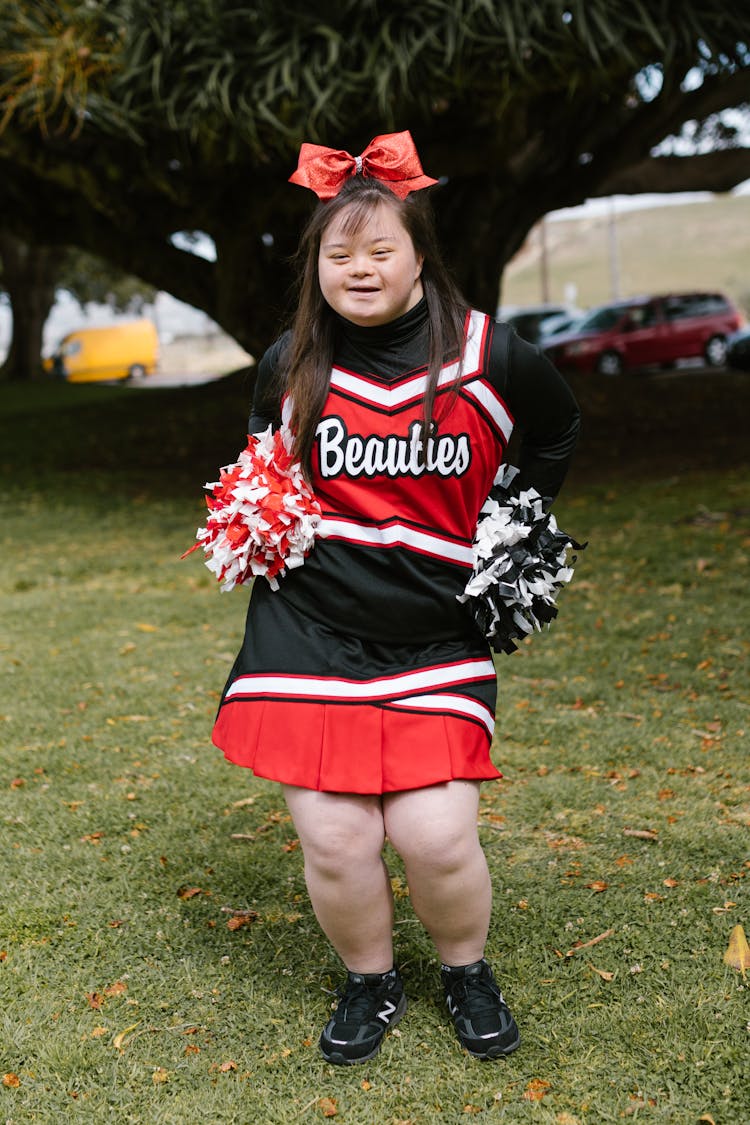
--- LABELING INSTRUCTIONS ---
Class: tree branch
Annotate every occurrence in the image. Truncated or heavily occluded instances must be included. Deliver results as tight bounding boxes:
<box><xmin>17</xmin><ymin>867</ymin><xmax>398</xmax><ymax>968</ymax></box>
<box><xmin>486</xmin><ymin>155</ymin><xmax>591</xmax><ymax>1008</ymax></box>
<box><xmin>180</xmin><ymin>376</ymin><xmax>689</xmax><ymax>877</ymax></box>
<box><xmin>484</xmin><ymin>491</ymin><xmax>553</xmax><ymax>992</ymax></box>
<box><xmin>0</xmin><ymin>157</ymin><xmax>217</xmax><ymax>317</ymax></box>
<box><xmin>593</xmin><ymin>148</ymin><xmax>750</xmax><ymax>196</ymax></box>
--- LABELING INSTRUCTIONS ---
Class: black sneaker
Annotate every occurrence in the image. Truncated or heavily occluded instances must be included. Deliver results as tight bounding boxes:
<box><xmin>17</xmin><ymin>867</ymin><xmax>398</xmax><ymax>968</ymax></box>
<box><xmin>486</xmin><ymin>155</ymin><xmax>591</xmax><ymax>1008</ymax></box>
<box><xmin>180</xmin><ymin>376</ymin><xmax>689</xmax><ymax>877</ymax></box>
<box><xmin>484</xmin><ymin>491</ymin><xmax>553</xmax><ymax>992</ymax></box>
<box><xmin>319</xmin><ymin>968</ymin><xmax>407</xmax><ymax>1065</ymax></box>
<box><xmin>441</xmin><ymin>959</ymin><xmax>520</xmax><ymax>1059</ymax></box>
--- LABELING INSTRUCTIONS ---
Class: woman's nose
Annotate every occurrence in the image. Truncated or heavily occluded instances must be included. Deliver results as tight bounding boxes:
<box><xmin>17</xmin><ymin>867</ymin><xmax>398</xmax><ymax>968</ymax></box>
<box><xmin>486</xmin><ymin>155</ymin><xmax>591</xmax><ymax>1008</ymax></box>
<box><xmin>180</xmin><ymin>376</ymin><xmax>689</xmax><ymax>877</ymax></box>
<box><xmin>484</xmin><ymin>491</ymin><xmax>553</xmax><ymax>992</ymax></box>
<box><xmin>349</xmin><ymin>254</ymin><xmax>373</xmax><ymax>276</ymax></box>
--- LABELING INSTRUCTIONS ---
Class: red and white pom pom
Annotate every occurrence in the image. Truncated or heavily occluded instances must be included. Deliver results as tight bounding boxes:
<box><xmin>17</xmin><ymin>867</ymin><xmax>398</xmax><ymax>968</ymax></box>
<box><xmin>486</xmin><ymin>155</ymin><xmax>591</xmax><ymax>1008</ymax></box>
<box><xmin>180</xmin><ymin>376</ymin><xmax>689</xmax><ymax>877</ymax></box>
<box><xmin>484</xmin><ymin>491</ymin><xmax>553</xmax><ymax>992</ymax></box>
<box><xmin>183</xmin><ymin>425</ymin><xmax>323</xmax><ymax>591</ymax></box>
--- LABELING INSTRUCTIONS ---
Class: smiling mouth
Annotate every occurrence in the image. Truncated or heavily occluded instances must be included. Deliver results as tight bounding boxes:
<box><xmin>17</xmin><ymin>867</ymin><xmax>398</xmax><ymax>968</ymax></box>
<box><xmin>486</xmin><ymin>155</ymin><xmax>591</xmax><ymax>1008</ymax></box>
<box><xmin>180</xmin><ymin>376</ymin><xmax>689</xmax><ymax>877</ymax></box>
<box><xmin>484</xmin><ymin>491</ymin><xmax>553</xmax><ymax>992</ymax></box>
<box><xmin>348</xmin><ymin>286</ymin><xmax>379</xmax><ymax>294</ymax></box>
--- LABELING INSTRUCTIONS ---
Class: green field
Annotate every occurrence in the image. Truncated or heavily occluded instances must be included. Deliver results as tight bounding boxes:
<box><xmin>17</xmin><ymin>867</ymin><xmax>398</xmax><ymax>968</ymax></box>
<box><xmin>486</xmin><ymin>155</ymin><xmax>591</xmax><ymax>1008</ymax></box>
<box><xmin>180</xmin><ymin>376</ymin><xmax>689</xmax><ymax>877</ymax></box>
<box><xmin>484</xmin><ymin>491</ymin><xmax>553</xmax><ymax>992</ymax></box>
<box><xmin>1</xmin><ymin>373</ymin><xmax>748</xmax><ymax>1123</ymax></box>
<box><xmin>502</xmin><ymin>194</ymin><xmax>750</xmax><ymax>315</ymax></box>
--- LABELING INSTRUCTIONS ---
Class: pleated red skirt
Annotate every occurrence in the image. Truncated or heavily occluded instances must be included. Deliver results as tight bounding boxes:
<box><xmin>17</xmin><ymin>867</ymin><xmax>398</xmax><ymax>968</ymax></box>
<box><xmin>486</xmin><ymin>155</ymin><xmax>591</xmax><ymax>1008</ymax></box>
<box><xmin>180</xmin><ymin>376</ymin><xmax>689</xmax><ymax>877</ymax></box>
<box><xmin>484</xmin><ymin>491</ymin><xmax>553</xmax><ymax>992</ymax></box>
<box><xmin>212</xmin><ymin>583</ymin><xmax>501</xmax><ymax>794</ymax></box>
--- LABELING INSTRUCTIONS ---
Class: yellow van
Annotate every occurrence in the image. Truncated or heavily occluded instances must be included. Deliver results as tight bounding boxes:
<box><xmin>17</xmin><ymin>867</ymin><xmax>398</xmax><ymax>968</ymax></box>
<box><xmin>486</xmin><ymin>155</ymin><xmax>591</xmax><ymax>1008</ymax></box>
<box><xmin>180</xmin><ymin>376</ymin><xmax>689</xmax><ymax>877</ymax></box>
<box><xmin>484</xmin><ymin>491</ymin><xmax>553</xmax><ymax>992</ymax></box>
<box><xmin>44</xmin><ymin>319</ymin><xmax>159</xmax><ymax>383</ymax></box>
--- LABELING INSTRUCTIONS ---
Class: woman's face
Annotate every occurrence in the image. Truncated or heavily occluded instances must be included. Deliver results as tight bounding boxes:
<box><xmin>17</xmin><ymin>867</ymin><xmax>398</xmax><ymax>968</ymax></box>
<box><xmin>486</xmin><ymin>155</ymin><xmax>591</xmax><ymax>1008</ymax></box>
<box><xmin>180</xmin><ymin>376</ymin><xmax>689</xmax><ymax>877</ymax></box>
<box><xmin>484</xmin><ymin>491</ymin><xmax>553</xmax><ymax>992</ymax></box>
<box><xmin>318</xmin><ymin>200</ymin><xmax>424</xmax><ymax>327</ymax></box>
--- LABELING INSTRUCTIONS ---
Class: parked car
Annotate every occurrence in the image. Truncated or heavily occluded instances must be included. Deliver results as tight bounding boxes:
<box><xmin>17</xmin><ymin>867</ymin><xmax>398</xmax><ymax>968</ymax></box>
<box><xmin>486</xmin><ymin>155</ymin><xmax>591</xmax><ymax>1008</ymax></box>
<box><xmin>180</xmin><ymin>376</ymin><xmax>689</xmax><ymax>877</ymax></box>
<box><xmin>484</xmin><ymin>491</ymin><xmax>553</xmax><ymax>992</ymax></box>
<box><xmin>543</xmin><ymin>292</ymin><xmax>743</xmax><ymax>376</ymax></box>
<box><xmin>537</xmin><ymin>310</ymin><xmax>584</xmax><ymax>345</ymax></box>
<box><xmin>497</xmin><ymin>303</ymin><xmax>582</xmax><ymax>347</ymax></box>
<box><xmin>726</xmin><ymin>326</ymin><xmax>750</xmax><ymax>372</ymax></box>
<box><xmin>43</xmin><ymin>319</ymin><xmax>159</xmax><ymax>383</ymax></box>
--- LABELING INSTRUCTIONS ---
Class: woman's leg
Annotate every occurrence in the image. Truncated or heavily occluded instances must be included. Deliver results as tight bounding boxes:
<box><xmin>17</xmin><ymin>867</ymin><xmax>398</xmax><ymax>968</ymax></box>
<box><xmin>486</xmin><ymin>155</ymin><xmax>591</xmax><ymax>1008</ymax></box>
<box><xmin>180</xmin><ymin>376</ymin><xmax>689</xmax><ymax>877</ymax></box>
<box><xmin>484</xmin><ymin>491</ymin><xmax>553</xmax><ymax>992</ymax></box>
<box><xmin>282</xmin><ymin>785</ymin><xmax>394</xmax><ymax>973</ymax></box>
<box><xmin>382</xmin><ymin>780</ymin><xmax>491</xmax><ymax>965</ymax></box>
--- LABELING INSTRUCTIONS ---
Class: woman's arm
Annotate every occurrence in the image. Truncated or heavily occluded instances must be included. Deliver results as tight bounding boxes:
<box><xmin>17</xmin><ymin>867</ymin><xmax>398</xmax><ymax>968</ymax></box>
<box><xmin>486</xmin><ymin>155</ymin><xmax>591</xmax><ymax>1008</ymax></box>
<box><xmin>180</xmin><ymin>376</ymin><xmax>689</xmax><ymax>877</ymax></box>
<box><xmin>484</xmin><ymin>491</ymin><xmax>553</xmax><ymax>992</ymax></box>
<box><xmin>489</xmin><ymin>322</ymin><xmax>581</xmax><ymax>503</ymax></box>
<box><xmin>247</xmin><ymin>332</ymin><xmax>290</xmax><ymax>434</ymax></box>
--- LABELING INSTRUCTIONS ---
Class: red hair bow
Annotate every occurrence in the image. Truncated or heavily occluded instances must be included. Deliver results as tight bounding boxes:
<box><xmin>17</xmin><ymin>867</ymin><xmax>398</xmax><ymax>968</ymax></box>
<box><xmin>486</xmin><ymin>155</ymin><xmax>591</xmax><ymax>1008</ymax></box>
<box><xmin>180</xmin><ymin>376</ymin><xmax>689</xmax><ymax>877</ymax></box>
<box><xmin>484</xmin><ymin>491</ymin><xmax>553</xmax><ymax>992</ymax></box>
<box><xmin>289</xmin><ymin>130</ymin><xmax>437</xmax><ymax>200</ymax></box>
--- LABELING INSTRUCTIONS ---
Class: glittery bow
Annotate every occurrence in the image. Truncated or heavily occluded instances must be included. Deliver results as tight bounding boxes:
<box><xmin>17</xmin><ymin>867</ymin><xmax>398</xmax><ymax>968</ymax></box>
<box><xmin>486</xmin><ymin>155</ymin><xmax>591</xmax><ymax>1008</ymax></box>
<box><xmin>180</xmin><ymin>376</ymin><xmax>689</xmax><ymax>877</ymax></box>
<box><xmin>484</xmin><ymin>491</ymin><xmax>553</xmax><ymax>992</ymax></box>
<box><xmin>288</xmin><ymin>130</ymin><xmax>437</xmax><ymax>200</ymax></box>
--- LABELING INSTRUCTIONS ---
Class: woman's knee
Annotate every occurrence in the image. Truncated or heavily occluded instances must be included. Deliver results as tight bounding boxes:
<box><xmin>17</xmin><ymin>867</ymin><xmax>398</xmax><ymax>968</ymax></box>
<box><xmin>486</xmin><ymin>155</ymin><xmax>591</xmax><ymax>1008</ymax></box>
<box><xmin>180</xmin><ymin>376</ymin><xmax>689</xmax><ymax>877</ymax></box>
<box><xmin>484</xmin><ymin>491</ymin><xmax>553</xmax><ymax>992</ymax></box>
<box><xmin>384</xmin><ymin>785</ymin><xmax>483</xmax><ymax>874</ymax></box>
<box><xmin>387</xmin><ymin>817</ymin><xmax>480</xmax><ymax>875</ymax></box>
<box><xmin>283</xmin><ymin>787</ymin><xmax>386</xmax><ymax>876</ymax></box>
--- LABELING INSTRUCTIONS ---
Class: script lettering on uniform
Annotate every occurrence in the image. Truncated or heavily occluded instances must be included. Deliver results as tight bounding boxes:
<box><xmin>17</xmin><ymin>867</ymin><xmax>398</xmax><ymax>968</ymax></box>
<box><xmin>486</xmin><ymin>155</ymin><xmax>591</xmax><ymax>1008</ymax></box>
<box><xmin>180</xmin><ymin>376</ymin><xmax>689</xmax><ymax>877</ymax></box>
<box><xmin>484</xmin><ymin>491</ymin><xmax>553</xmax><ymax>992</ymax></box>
<box><xmin>315</xmin><ymin>416</ymin><xmax>471</xmax><ymax>480</ymax></box>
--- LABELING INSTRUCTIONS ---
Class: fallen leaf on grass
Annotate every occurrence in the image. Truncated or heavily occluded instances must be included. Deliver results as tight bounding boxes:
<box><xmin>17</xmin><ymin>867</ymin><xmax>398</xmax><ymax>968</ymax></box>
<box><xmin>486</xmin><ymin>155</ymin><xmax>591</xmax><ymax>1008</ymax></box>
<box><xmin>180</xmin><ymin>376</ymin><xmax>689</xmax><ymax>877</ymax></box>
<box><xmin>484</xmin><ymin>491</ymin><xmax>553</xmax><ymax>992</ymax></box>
<box><xmin>86</xmin><ymin>992</ymin><xmax>104</xmax><ymax>1010</ymax></box>
<box><xmin>318</xmin><ymin>1097</ymin><xmax>338</xmax><ymax>1117</ymax></box>
<box><xmin>624</xmin><ymin>1096</ymin><xmax>656</xmax><ymax>1114</ymax></box>
<box><xmin>136</xmin><ymin>623</ymin><xmax>159</xmax><ymax>632</ymax></box>
<box><xmin>112</xmin><ymin>1021</ymin><xmax>141</xmax><ymax>1050</ymax></box>
<box><xmin>523</xmin><ymin>1078</ymin><xmax>551</xmax><ymax>1102</ymax></box>
<box><xmin>623</xmin><ymin>828</ymin><xmax>658</xmax><ymax>841</ymax></box>
<box><xmin>698</xmin><ymin>1115</ymin><xmax>717</xmax><ymax>1124</ymax></box>
<box><xmin>104</xmin><ymin>981</ymin><xmax>127</xmax><ymax>997</ymax></box>
<box><xmin>226</xmin><ymin>910</ymin><xmax>260</xmax><ymax>931</ymax></box>
<box><xmin>176</xmin><ymin>886</ymin><xmax>204</xmax><ymax>900</ymax></box>
<box><xmin>588</xmin><ymin>964</ymin><xmax>615</xmax><ymax>981</ymax></box>
<box><xmin>586</xmin><ymin>881</ymin><xmax>608</xmax><ymax>893</ymax></box>
<box><xmin>90</xmin><ymin>1027</ymin><xmax>109</xmax><ymax>1038</ymax></box>
<box><xmin>3</xmin><ymin>1073</ymin><xmax>21</xmax><ymax>1088</ymax></box>
<box><xmin>723</xmin><ymin>924</ymin><xmax>750</xmax><ymax>976</ymax></box>
<box><xmin>219</xmin><ymin>1060</ymin><xmax>237</xmax><ymax>1072</ymax></box>
<box><xmin>152</xmin><ymin>1067</ymin><xmax>169</xmax><ymax>1084</ymax></box>
<box><xmin>556</xmin><ymin>1115</ymin><xmax>582</xmax><ymax>1125</ymax></box>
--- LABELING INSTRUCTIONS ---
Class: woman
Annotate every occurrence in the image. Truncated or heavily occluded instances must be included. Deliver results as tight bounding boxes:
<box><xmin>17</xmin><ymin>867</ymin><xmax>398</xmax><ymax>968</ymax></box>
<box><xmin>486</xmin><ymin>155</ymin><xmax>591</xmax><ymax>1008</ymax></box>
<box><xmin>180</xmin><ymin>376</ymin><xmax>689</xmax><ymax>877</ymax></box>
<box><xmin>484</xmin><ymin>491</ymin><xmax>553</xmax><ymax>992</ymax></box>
<box><xmin>211</xmin><ymin>132</ymin><xmax>580</xmax><ymax>1065</ymax></box>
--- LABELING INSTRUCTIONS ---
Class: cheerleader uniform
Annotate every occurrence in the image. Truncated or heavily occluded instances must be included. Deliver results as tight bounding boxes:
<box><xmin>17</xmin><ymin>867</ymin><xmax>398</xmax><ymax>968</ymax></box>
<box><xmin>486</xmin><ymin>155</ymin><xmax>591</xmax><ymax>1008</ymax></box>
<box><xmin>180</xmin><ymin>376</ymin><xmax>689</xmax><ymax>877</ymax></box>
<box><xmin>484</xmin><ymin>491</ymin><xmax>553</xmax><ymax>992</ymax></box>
<box><xmin>212</xmin><ymin>299</ymin><xmax>579</xmax><ymax>793</ymax></box>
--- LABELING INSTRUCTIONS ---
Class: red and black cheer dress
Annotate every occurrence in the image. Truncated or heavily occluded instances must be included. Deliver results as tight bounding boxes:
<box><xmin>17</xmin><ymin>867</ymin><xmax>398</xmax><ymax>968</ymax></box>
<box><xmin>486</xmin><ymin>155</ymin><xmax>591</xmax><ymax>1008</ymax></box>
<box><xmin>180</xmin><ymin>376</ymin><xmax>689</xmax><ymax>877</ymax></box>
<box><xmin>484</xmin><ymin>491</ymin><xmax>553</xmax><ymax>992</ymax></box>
<box><xmin>212</xmin><ymin>299</ymin><xmax>579</xmax><ymax>793</ymax></box>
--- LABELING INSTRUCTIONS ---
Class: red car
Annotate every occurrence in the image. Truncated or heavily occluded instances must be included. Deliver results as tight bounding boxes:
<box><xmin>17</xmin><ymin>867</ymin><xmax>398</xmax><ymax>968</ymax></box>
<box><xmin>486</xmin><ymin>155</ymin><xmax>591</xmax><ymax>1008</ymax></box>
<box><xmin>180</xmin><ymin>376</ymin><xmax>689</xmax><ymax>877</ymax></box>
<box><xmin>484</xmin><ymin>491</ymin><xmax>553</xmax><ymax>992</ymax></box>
<box><xmin>543</xmin><ymin>292</ymin><xmax>743</xmax><ymax>376</ymax></box>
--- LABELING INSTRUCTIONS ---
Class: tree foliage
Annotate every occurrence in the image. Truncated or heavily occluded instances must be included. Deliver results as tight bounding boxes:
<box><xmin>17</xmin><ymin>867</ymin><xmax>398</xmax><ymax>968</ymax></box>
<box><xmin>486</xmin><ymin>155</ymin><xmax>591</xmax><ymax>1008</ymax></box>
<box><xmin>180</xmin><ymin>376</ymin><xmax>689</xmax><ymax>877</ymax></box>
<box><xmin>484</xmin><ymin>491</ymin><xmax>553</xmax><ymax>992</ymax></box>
<box><xmin>59</xmin><ymin>248</ymin><xmax>156</xmax><ymax>313</ymax></box>
<box><xmin>1</xmin><ymin>1</ymin><xmax>749</xmax><ymax>365</ymax></box>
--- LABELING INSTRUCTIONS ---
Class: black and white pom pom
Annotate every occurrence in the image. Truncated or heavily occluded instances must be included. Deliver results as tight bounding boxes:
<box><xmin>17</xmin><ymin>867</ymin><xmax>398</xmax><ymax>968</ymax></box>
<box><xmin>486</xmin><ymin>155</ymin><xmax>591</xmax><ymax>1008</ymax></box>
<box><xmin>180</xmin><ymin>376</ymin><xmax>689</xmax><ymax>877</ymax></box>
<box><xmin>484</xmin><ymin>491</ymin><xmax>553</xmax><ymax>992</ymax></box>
<box><xmin>458</xmin><ymin>465</ymin><xmax>585</xmax><ymax>654</ymax></box>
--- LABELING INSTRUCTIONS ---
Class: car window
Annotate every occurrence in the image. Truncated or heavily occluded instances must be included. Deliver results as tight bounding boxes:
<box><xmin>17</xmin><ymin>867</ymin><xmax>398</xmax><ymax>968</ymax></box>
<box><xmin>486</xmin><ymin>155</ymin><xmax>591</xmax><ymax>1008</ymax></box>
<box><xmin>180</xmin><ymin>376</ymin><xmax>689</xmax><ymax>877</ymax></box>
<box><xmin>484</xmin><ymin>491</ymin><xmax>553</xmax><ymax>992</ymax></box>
<box><xmin>628</xmin><ymin>303</ymin><xmax>658</xmax><ymax>328</ymax></box>
<box><xmin>538</xmin><ymin>312</ymin><xmax>573</xmax><ymax>334</ymax></box>
<box><xmin>576</xmin><ymin>307</ymin><xmax>624</xmax><ymax>331</ymax></box>
<box><xmin>664</xmin><ymin>294</ymin><xmax>730</xmax><ymax>319</ymax></box>
<box><xmin>663</xmin><ymin>297</ymin><xmax>690</xmax><ymax>320</ymax></box>
<box><xmin>580</xmin><ymin>303</ymin><xmax>647</xmax><ymax>328</ymax></box>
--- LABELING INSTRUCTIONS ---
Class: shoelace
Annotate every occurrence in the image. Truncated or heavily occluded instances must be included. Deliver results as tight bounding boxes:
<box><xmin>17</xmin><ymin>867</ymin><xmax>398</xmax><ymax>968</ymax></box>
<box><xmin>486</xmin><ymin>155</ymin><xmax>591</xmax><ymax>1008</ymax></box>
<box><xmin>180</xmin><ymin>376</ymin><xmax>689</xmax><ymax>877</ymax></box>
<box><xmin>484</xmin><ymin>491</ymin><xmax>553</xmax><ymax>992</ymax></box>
<box><xmin>336</xmin><ymin>980</ymin><xmax>384</xmax><ymax>1023</ymax></box>
<box><xmin>452</xmin><ymin>974</ymin><xmax>503</xmax><ymax>1017</ymax></box>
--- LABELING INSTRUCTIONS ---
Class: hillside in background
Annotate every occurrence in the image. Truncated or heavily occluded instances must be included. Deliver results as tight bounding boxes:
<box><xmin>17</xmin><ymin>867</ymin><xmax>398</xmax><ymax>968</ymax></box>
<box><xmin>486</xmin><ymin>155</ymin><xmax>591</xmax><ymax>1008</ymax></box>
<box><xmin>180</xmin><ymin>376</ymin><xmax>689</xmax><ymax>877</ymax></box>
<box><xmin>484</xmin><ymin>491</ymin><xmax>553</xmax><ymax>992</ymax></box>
<box><xmin>502</xmin><ymin>195</ymin><xmax>750</xmax><ymax>315</ymax></box>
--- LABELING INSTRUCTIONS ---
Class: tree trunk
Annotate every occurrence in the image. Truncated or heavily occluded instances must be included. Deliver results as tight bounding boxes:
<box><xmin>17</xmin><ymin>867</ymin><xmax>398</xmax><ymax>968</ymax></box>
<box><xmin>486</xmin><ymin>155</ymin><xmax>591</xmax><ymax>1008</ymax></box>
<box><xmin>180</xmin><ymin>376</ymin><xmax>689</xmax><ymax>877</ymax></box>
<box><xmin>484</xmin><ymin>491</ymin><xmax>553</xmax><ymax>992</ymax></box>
<box><xmin>0</xmin><ymin>234</ymin><xmax>63</xmax><ymax>382</ymax></box>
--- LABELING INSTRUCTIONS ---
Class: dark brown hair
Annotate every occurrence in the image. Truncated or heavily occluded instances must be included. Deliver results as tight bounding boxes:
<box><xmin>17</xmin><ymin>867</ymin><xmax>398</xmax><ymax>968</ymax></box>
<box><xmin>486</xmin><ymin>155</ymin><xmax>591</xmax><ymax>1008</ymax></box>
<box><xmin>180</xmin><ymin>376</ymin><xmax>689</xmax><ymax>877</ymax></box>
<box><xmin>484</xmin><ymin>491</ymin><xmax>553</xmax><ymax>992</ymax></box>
<box><xmin>283</xmin><ymin>175</ymin><xmax>468</xmax><ymax>476</ymax></box>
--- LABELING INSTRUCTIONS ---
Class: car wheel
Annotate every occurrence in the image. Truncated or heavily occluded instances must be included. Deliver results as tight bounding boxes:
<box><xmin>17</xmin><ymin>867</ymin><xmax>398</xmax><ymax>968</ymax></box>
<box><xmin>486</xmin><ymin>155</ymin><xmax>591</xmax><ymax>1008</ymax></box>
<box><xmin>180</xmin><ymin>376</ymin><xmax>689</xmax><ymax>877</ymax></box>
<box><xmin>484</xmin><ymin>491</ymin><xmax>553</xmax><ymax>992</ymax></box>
<box><xmin>596</xmin><ymin>350</ymin><xmax>623</xmax><ymax>377</ymax></box>
<box><xmin>127</xmin><ymin>364</ymin><xmax>147</xmax><ymax>380</ymax></box>
<box><xmin>704</xmin><ymin>335</ymin><xmax>727</xmax><ymax>368</ymax></box>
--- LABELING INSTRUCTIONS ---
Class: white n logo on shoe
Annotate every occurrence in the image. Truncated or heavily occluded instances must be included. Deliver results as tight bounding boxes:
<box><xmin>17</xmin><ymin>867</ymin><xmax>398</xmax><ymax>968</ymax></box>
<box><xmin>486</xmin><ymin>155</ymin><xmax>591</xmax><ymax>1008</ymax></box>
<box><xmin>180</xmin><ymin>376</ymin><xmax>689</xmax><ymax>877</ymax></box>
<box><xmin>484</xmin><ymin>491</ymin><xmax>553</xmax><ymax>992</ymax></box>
<box><xmin>377</xmin><ymin>1000</ymin><xmax>397</xmax><ymax>1023</ymax></box>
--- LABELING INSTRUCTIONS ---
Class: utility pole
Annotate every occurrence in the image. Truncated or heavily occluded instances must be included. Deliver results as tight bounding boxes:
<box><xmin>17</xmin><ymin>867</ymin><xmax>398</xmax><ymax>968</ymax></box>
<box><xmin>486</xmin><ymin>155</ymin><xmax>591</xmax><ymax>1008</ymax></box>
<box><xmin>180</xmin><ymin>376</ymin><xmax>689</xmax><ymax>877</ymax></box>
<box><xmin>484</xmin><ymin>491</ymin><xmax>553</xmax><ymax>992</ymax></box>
<box><xmin>608</xmin><ymin>197</ymin><xmax>621</xmax><ymax>299</ymax></box>
<box><xmin>539</xmin><ymin>215</ymin><xmax>550</xmax><ymax>303</ymax></box>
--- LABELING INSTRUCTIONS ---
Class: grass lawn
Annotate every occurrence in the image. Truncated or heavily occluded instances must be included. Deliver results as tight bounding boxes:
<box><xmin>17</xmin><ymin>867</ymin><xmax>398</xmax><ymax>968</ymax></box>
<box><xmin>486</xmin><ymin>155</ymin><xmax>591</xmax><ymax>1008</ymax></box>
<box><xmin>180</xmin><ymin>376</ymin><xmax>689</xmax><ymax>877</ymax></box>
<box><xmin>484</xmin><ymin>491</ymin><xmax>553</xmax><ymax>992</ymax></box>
<box><xmin>1</xmin><ymin>372</ymin><xmax>748</xmax><ymax>1123</ymax></box>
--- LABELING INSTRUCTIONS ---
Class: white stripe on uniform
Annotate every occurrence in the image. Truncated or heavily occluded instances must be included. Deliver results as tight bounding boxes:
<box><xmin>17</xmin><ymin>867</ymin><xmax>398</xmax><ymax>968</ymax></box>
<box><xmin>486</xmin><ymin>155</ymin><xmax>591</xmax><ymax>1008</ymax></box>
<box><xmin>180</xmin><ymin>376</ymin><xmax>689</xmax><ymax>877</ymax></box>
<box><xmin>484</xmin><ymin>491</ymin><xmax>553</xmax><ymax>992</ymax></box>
<box><xmin>318</xmin><ymin>517</ymin><xmax>475</xmax><ymax>566</ymax></box>
<box><xmin>225</xmin><ymin>657</ymin><xmax>496</xmax><ymax>703</ymax></box>
<box><xmin>388</xmin><ymin>692</ymin><xmax>495</xmax><ymax>735</ymax></box>
<box><xmin>328</xmin><ymin>310</ymin><xmax>487</xmax><ymax>409</ymax></box>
